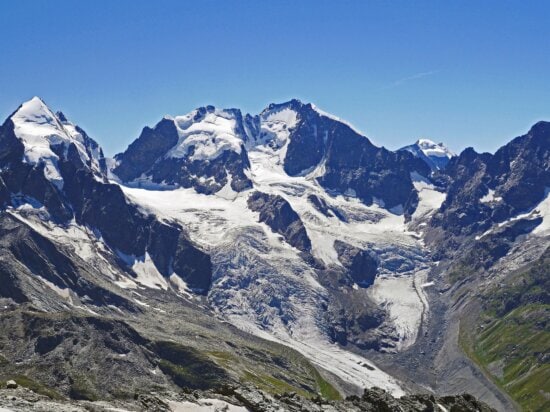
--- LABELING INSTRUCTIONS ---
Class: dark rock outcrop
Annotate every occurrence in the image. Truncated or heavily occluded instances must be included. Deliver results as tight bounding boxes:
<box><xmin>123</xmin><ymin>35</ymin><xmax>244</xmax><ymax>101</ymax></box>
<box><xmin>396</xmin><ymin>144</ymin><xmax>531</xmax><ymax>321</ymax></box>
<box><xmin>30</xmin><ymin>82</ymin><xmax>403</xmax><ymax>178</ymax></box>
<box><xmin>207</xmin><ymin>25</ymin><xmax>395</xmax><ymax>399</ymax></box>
<box><xmin>273</xmin><ymin>101</ymin><xmax>431</xmax><ymax>211</ymax></box>
<box><xmin>113</xmin><ymin>118</ymin><xmax>180</xmax><ymax>182</ymax></box>
<box><xmin>334</xmin><ymin>240</ymin><xmax>378</xmax><ymax>287</ymax></box>
<box><xmin>247</xmin><ymin>191</ymin><xmax>311</xmax><ymax>253</ymax></box>
<box><xmin>307</xmin><ymin>194</ymin><xmax>347</xmax><ymax>221</ymax></box>
<box><xmin>432</xmin><ymin>121</ymin><xmax>550</xmax><ymax>237</ymax></box>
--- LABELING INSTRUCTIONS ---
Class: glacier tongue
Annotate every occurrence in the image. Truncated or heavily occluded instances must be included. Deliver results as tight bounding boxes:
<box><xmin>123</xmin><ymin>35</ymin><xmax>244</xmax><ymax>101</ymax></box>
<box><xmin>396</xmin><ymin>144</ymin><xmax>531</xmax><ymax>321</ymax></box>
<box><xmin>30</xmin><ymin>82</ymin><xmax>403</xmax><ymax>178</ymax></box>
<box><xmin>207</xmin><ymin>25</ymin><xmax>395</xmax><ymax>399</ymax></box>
<box><xmin>114</xmin><ymin>100</ymin><xmax>446</xmax><ymax>395</ymax></box>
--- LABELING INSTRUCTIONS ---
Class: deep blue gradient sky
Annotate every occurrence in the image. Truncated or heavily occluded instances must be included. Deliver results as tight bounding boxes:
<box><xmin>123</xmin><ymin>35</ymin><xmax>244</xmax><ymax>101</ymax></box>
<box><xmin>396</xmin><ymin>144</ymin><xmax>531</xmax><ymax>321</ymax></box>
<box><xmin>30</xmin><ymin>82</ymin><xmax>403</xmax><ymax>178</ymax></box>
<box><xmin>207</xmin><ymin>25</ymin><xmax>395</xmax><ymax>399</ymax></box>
<box><xmin>1</xmin><ymin>1</ymin><xmax>549</xmax><ymax>155</ymax></box>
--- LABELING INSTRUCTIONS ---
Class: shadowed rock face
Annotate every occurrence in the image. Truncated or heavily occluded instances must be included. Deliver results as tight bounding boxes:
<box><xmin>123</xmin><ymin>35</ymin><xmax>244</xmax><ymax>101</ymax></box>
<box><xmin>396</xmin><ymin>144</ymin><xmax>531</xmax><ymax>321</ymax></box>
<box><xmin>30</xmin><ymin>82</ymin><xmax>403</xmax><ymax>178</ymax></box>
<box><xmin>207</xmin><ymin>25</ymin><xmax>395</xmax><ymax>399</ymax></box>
<box><xmin>147</xmin><ymin>148</ymin><xmax>252</xmax><ymax>194</ymax></box>
<box><xmin>247</xmin><ymin>191</ymin><xmax>311</xmax><ymax>253</ymax></box>
<box><xmin>307</xmin><ymin>194</ymin><xmax>347</xmax><ymax>221</ymax></box>
<box><xmin>113</xmin><ymin>118</ymin><xmax>180</xmax><ymax>182</ymax></box>
<box><xmin>433</xmin><ymin>121</ymin><xmax>550</xmax><ymax>237</ymax></box>
<box><xmin>0</xmin><ymin>213</ymin><xmax>138</xmax><ymax>311</ymax></box>
<box><xmin>334</xmin><ymin>240</ymin><xmax>378</xmax><ymax>287</ymax></box>
<box><xmin>279</xmin><ymin>102</ymin><xmax>431</xmax><ymax>211</ymax></box>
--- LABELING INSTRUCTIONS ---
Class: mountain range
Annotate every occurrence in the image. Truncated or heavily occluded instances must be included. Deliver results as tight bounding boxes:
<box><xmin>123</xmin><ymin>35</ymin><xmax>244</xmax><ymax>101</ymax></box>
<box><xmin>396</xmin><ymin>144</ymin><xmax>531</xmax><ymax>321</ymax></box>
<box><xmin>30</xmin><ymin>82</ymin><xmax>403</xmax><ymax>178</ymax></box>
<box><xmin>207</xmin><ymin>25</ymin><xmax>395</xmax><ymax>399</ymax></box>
<box><xmin>0</xmin><ymin>96</ymin><xmax>548</xmax><ymax>411</ymax></box>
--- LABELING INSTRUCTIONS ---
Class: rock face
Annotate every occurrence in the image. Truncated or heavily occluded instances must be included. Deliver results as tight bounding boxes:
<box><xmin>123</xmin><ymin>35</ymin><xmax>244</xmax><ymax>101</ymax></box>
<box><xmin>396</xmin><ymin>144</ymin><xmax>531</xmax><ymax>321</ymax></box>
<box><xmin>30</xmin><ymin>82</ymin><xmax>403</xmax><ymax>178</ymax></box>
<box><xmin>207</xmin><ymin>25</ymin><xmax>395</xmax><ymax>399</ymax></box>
<box><xmin>334</xmin><ymin>240</ymin><xmax>378</xmax><ymax>287</ymax></box>
<box><xmin>114</xmin><ymin>99</ymin><xmax>433</xmax><ymax>214</ymax></box>
<box><xmin>264</xmin><ymin>100</ymin><xmax>432</xmax><ymax>211</ymax></box>
<box><xmin>247</xmin><ymin>191</ymin><xmax>311</xmax><ymax>253</ymax></box>
<box><xmin>0</xmin><ymin>213</ymin><xmax>137</xmax><ymax>310</ymax></box>
<box><xmin>432</xmin><ymin>121</ymin><xmax>550</xmax><ymax>238</ymax></box>
<box><xmin>112</xmin><ymin>118</ymin><xmax>180</xmax><ymax>182</ymax></box>
<box><xmin>0</xmin><ymin>384</ymin><xmax>496</xmax><ymax>412</ymax></box>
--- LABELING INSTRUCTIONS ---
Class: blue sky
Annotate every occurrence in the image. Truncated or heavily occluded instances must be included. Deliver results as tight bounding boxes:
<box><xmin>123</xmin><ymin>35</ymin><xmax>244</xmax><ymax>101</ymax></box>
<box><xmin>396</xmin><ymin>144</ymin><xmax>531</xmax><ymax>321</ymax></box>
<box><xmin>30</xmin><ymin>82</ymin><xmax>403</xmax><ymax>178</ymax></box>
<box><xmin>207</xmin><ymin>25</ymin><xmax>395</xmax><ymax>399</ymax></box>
<box><xmin>1</xmin><ymin>1</ymin><xmax>548</xmax><ymax>156</ymax></box>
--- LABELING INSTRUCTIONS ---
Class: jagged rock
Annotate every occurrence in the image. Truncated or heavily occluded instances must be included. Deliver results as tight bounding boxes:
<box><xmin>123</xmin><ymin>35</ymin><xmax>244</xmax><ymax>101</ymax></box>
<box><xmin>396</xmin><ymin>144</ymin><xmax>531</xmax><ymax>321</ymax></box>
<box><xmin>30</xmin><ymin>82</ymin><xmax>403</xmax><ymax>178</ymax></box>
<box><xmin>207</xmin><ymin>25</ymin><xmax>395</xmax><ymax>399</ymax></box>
<box><xmin>432</xmin><ymin>121</ymin><xmax>550</xmax><ymax>238</ymax></box>
<box><xmin>247</xmin><ymin>191</ymin><xmax>311</xmax><ymax>252</ymax></box>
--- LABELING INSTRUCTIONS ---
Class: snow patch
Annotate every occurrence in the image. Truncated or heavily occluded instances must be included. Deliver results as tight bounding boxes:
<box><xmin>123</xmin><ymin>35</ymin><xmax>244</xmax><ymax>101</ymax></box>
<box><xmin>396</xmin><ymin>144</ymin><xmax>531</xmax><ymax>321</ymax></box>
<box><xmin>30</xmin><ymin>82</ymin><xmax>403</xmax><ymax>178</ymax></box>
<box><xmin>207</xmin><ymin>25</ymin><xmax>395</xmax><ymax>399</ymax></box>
<box><xmin>480</xmin><ymin>189</ymin><xmax>502</xmax><ymax>204</ymax></box>
<box><xmin>416</xmin><ymin>139</ymin><xmax>454</xmax><ymax>159</ymax></box>
<box><xmin>411</xmin><ymin>172</ymin><xmax>446</xmax><ymax>219</ymax></box>
<box><xmin>117</xmin><ymin>252</ymin><xmax>169</xmax><ymax>290</ymax></box>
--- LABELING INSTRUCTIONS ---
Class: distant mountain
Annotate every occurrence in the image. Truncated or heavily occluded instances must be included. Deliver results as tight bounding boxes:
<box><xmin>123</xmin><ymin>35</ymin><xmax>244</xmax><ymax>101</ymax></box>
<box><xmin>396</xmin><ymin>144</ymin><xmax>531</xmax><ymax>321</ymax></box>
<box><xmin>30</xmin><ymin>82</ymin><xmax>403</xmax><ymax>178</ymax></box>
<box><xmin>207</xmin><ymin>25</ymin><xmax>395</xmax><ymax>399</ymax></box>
<box><xmin>0</xmin><ymin>96</ymin><xmax>548</xmax><ymax>411</ymax></box>
<box><xmin>399</xmin><ymin>138</ymin><xmax>454</xmax><ymax>171</ymax></box>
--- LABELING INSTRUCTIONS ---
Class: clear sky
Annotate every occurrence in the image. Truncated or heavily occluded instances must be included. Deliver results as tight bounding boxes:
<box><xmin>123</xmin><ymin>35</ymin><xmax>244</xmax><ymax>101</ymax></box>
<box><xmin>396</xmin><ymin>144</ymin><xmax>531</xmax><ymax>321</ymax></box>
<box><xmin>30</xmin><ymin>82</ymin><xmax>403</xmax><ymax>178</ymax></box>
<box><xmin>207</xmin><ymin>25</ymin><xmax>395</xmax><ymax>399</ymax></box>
<box><xmin>1</xmin><ymin>1</ymin><xmax>549</xmax><ymax>156</ymax></box>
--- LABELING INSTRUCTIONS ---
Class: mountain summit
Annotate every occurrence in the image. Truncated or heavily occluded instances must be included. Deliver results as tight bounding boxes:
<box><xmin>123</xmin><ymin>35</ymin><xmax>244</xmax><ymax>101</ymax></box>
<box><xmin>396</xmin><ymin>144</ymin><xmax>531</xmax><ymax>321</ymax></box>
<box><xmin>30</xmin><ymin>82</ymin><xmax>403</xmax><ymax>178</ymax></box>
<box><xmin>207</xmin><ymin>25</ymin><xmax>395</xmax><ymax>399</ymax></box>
<box><xmin>113</xmin><ymin>100</ymin><xmax>430</xmax><ymax>211</ymax></box>
<box><xmin>399</xmin><ymin>138</ymin><xmax>454</xmax><ymax>171</ymax></box>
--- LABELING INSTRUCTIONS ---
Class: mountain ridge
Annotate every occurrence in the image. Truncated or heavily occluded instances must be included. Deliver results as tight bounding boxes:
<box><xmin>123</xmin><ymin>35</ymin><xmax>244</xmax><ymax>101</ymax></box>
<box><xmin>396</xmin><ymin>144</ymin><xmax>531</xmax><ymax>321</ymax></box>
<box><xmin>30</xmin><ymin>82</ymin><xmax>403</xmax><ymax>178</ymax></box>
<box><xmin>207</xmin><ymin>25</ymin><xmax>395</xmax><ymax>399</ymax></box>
<box><xmin>0</xmin><ymin>96</ymin><xmax>548</xmax><ymax>411</ymax></box>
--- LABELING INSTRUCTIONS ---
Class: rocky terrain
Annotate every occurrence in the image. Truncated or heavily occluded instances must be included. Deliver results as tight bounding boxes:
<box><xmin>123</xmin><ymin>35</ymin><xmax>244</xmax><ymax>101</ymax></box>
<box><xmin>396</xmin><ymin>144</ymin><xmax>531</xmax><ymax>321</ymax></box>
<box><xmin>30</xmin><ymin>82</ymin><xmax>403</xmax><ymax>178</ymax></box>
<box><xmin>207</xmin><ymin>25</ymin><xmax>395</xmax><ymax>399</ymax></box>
<box><xmin>0</xmin><ymin>383</ymin><xmax>496</xmax><ymax>411</ymax></box>
<box><xmin>0</xmin><ymin>96</ymin><xmax>548</xmax><ymax>411</ymax></box>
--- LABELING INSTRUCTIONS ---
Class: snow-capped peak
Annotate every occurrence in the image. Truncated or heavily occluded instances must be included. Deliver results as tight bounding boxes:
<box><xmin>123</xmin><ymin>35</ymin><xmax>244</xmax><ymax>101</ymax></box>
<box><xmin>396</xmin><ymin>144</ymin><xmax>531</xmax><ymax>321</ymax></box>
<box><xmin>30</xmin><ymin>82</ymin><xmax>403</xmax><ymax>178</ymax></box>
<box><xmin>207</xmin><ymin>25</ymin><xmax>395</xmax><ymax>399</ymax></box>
<box><xmin>415</xmin><ymin>138</ymin><xmax>454</xmax><ymax>159</ymax></box>
<box><xmin>400</xmin><ymin>138</ymin><xmax>454</xmax><ymax>171</ymax></box>
<box><xmin>10</xmin><ymin>97</ymin><xmax>104</xmax><ymax>188</ymax></box>
<box><xmin>254</xmin><ymin>101</ymin><xmax>301</xmax><ymax>150</ymax></box>
<box><xmin>166</xmin><ymin>106</ymin><xmax>247</xmax><ymax>161</ymax></box>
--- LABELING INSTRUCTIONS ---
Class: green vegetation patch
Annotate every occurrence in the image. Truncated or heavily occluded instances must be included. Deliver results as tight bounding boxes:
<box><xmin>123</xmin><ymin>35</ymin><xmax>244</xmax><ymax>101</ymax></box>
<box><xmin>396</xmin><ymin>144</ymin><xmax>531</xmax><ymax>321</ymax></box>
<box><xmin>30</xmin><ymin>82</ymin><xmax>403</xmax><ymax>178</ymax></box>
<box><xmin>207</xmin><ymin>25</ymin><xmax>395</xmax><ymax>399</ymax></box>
<box><xmin>311</xmin><ymin>367</ymin><xmax>342</xmax><ymax>400</ymax></box>
<box><xmin>69</xmin><ymin>373</ymin><xmax>99</xmax><ymax>401</ymax></box>
<box><xmin>241</xmin><ymin>370</ymin><xmax>311</xmax><ymax>397</ymax></box>
<box><xmin>154</xmin><ymin>340</ymin><xmax>229</xmax><ymax>389</ymax></box>
<box><xmin>471</xmin><ymin>305</ymin><xmax>550</xmax><ymax>412</ymax></box>
<box><xmin>0</xmin><ymin>374</ymin><xmax>64</xmax><ymax>400</ymax></box>
<box><xmin>461</xmin><ymin>248</ymin><xmax>550</xmax><ymax>412</ymax></box>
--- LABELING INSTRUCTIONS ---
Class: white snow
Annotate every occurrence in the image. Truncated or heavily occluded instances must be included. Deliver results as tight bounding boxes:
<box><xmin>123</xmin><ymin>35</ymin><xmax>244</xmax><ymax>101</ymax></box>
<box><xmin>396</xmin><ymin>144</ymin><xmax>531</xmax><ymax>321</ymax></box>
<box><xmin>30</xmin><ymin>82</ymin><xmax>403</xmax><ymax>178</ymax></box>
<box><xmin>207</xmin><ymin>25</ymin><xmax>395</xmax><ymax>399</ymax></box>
<box><xmin>480</xmin><ymin>189</ymin><xmax>502</xmax><ymax>204</ymax></box>
<box><xmin>167</xmin><ymin>109</ymin><xmax>244</xmax><ymax>161</ymax></box>
<box><xmin>118</xmin><ymin>133</ymin><xmax>429</xmax><ymax>395</ymax></box>
<box><xmin>170</xmin><ymin>274</ymin><xmax>194</xmax><ymax>299</ymax></box>
<box><xmin>310</xmin><ymin>103</ymin><xmax>365</xmax><ymax>136</ymax></box>
<box><xmin>37</xmin><ymin>275</ymin><xmax>73</xmax><ymax>303</ymax></box>
<box><xmin>368</xmin><ymin>269</ymin><xmax>429</xmax><ymax>351</ymax></box>
<box><xmin>117</xmin><ymin>252</ymin><xmax>169</xmax><ymax>290</ymax></box>
<box><xmin>476</xmin><ymin>187</ymin><xmax>550</xmax><ymax>239</ymax></box>
<box><xmin>105</xmin><ymin>102</ymin><xmax>438</xmax><ymax>395</ymax></box>
<box><xmin>416</xmin><ymin>139</ymin><xmax>454</xmax><ymax>159</ymax></box>
<box><xmin>410</xmin><ymin>172</ymin><xmax>446</xmax><ymax>219</ymax></box>
<box><xmin>133</xmin><ymin>298</ymin><xmax>150</xmax><ymax>308</ymax></box>
<box><xmin>437</xmin><ymin>403</ymin><xmax>450</xmax><ymax>412</ymax></box>
<box><xmin>532</xmin><ymin>188</ymin><xmax>550</xmax><ymax>235</ymax></box>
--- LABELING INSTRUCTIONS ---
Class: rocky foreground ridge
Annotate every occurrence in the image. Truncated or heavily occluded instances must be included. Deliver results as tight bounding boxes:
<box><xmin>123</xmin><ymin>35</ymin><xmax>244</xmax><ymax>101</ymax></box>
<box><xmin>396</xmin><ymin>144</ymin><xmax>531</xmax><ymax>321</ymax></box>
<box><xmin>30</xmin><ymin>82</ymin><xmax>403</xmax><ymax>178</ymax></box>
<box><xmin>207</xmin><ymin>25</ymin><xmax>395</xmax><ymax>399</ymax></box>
<box><xmin>0</xmin><ymin>382</ymin><xmax>495</xmax><ymax>412</ymax></box>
